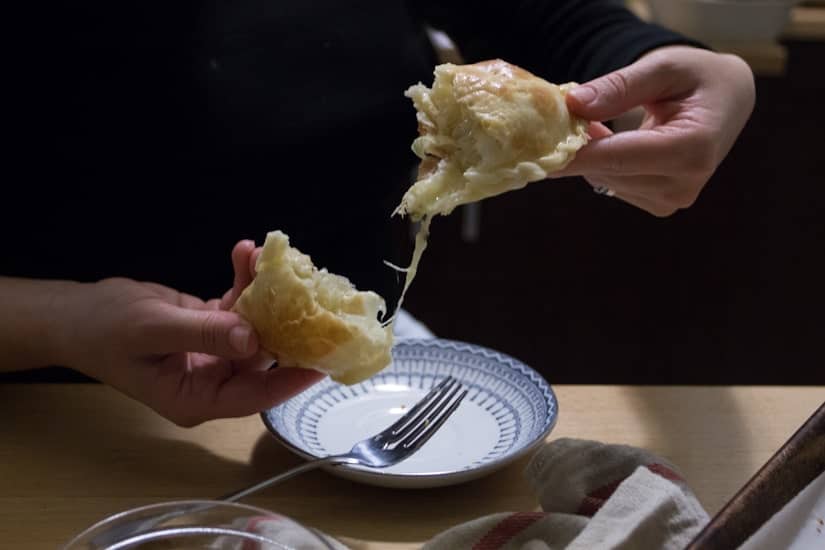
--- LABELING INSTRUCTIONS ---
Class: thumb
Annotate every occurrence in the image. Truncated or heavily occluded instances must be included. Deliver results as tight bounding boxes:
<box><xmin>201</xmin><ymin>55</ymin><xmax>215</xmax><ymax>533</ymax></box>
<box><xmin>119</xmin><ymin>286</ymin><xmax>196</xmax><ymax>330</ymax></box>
<box><xmin>566</xmin><ymin>59</ymin><xmax>673</xmax><ymax>122</ymax></box>
<box><xmin>143</xmin><ymin>305</ymin><xmax>259</xmax><ymax>358</ymax></box>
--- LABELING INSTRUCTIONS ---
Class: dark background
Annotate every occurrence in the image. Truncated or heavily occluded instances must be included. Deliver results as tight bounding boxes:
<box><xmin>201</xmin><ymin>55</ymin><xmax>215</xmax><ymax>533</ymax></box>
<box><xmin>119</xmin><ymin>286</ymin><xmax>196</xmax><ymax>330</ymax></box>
<box><xmin>3</xmin><ymin>33</ymin><xmax>823</xmax><ymax>387</ymax></box>
<box><xmin>399</xmin><ymin>39</ymin><xmax>825</xmax><ymax>385</ymax></box>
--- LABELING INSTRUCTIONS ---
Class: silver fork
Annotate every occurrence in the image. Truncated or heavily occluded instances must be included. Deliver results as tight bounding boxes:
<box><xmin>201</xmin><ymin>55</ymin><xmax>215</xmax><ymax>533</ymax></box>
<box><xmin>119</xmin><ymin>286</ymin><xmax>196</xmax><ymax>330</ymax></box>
<box><xmin>220</xmin><ymin>375</ymin><xmax>467</xmax><ymax>501</ymax></box>
<box><xmin>87</xmin><ymin>376</ymin><xmax>466</xmax><ymax>548</ymax></box>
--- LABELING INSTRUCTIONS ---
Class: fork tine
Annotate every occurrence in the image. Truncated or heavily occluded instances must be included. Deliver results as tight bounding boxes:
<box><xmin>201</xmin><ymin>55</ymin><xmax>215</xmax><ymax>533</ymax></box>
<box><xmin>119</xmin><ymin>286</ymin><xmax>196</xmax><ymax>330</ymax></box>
<box><xmin>398</xmin><ymin>387</ymin><xmax>467</xmax><ymax>451</ymax></box>
<box><xmin>380</xmin><ymin>376</ymin><xmax>457</xmax><ymax>437</ymax></box>
<box><xmin>390</xmin><ymin>378</ymin><xmax>461</xmax><ymax>440</ymax></box>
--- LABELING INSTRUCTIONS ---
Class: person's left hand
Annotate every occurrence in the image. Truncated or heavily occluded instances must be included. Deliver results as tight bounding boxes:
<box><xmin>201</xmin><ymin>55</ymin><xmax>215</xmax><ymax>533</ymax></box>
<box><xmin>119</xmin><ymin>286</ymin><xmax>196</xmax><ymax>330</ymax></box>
<box><xmin>62</xmin><ymin>240</ymin><xmax>323</xmax><ymax>426</ymax></box>
<box><xmin>554</xmin><ymin>45</ymin><xmax>755</xmax><ymax>216</ymax></box>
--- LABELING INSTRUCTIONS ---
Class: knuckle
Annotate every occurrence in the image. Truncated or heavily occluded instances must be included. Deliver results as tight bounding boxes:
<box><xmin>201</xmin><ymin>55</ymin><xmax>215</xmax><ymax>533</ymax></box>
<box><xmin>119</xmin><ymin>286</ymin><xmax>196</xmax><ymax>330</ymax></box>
<box><xmin>679</xmin><ymin>133</ymin><xmax>718</xmax><ymax>176</ymax></box>
<box><xmin>640</xmin><ymin>47</ymin><xmax>689</xmax><ymax>82</ymax></box>
<box><xmin>660</xmin><ymin>184</ymin><xmax>700</xmax><ymax>210</ymax></box>
<box><xmin>649</xmin><ymin>204</ymin><xmax>679</xmax><ymax>218</ymax></box>
<box><xmin>723</xmin><ymin>53</ymin><xmax>754</xmax><ymax>82</ymax></box>
<box><xmin>600</xmin><ymin>71</ymin><xmax>630</xmax><ymax>104</ymax></box>
<box><xmin>200</xmin><ymin>311</ymin><xmax>221</xmax><ymax>352</ymax></box>
<box><xmin>651</xmin><ymin>56</ymin><xmax>681</xmax><ymax>82</ymax></box>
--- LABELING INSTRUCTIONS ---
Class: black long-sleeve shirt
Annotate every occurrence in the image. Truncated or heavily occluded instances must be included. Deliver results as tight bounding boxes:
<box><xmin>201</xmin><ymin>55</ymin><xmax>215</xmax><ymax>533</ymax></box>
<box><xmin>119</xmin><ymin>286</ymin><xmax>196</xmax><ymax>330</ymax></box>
<box><xmin>3</xmin><ymin>0</ymin><xmax>695</xmax><ymax>307</ymax></box>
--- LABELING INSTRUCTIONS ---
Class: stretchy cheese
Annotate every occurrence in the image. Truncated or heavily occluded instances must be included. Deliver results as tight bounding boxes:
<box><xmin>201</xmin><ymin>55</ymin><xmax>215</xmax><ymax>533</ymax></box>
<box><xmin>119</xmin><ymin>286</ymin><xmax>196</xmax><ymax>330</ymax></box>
<box><xmin>393</xmin><ymin>59</ymin><xmax>589</xmax><ymax>315</ymax></box>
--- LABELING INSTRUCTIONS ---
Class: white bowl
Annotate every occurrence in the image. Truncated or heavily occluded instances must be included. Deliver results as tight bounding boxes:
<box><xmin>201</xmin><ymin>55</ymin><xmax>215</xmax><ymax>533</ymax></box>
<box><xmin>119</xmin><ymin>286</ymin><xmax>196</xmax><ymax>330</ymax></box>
<box><xmin>648</xmin><ymin>0</ymin><xmax>796</xmax><ymax>43</ymax></box>
<box><xmin>262</xmin><ymin>338</ymin><xmax>559</xmax><ymax>489</ymax></box>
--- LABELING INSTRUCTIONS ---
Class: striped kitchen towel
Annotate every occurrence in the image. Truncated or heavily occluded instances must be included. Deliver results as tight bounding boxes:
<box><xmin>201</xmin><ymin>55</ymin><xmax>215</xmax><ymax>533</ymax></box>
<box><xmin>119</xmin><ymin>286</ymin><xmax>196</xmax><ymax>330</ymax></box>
<box><xmin>423</xmin><ymin>438</ymin><xmax>709</xmax><ymax>550</ymax></box>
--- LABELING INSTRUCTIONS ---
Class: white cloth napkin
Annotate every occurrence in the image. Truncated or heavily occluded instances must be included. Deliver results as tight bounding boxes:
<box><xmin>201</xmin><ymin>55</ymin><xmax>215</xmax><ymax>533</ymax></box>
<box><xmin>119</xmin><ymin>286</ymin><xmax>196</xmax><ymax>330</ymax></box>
<box><xmin>423</xmin><ymin>438</ymin><xmax>709</xmax><ymax>550</ymax></box>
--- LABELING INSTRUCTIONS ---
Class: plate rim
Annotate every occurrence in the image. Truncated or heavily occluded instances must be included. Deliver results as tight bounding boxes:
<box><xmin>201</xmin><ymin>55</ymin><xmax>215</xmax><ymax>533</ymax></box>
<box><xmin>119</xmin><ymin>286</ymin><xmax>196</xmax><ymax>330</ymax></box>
<box><xmin>260</xmin><ymin>337</ymin><xmax>559</xmax><ymax>485</ymax></box>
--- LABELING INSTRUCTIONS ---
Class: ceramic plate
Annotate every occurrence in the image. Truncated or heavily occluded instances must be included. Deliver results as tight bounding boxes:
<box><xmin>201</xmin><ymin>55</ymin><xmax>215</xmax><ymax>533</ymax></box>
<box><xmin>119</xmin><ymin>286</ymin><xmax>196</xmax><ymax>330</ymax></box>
<box><xmin>261</xmin><ymin>338</ymin><xmax>558</xmax><ymax>488</ymax></box>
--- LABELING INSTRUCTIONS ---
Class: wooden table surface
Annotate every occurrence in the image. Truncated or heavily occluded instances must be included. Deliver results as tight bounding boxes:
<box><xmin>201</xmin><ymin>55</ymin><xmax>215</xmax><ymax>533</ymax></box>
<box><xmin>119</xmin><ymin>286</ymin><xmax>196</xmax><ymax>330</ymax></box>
<box><xmin>1</xmin><ymin>383</ymin><xmax>822</xmax><ymax>549</ymax></box>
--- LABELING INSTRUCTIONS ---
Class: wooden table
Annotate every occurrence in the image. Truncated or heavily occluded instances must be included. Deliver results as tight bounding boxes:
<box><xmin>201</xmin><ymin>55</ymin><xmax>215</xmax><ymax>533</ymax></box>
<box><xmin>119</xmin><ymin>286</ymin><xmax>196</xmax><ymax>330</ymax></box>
<box><xmin>1</xmin><ymin>384</ymin><xmax>822</xmax><ymax>549</ymax></box>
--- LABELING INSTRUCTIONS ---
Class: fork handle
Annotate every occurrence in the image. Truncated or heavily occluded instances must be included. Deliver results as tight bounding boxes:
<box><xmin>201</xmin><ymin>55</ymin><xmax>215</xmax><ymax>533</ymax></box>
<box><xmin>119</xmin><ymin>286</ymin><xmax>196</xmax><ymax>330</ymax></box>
<box><xmin>219</xmin><ymin>455</ymin><xmax>358</xmax><ymax>502</ymax></box>
<box><xmin>88</xmin><ymin>455</ymin><xmax>358</xmax><ymax>548</ymax></box>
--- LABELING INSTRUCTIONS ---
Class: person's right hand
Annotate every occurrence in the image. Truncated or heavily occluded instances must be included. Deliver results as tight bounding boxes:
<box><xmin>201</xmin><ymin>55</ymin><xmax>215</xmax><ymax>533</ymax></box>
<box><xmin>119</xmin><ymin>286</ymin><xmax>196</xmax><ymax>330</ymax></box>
<box><xmin>58</xmin><ymin>240</ymin><xmax>323</xmax><ymax>426</ymax></box>
<box><xmin>555</xmin><ymin>45</ymin><xmax>755</xmax><ymax>216</ymax></box>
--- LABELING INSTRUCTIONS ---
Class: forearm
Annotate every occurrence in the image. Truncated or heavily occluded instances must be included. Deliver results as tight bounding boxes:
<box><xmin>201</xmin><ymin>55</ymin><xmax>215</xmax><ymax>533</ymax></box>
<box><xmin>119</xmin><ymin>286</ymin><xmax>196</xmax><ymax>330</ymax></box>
<box><xmin>0</xmin><ymin>277</ymin><xmax>81</xmax><ymax>372</ymax></box>
<box><xmin>411</xmin><ymin>0</ymin><xmax>705</xmax><ymax>82</ymax></box>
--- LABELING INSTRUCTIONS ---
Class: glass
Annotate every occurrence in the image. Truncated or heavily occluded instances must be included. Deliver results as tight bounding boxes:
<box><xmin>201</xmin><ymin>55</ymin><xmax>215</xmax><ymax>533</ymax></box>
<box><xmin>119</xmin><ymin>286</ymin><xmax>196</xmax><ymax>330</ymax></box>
<box><xmin>63</xmin><ymin>500</ymin><xmax>336</xmax><ymax>549</ymax></box>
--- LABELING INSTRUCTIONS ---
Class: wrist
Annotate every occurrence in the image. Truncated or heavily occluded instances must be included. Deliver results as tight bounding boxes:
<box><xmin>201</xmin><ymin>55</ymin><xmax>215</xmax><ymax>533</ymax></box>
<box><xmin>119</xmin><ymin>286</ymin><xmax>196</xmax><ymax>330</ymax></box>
<box><xmin>49</xmin><ymin>280</ymin><xmax>100</xmax><ymax>378</ymax></box>
<box><xmin>0</xmin><ymin>278</ymin><xmax>86</xmax><ymax>372</ymax></box>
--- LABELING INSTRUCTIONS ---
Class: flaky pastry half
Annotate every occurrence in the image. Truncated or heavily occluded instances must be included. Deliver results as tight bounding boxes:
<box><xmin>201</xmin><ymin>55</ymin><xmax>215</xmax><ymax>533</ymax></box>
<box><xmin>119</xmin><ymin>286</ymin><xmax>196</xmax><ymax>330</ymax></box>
<box><xmin>233</xmin><ymin>231</ymin><xmax>392</xmax><ymax>385</ymax></box>
<box><xmin>396</xmin><ymin>59</ymin><xmax>589</xmax><ymax>220</ymax></box>
<box><xmin>387</xmin><ymin>60</ymin><xmax>590</xmax><ymax>319</ymax></box>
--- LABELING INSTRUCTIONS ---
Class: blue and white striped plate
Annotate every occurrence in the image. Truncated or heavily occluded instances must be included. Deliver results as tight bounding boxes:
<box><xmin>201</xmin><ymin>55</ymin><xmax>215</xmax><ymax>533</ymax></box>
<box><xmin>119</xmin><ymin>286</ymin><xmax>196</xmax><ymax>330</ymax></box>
<box><xmin>261</xmin><ymin>338</ymin><xmax>558</xmax><ymax>488</ymax></box>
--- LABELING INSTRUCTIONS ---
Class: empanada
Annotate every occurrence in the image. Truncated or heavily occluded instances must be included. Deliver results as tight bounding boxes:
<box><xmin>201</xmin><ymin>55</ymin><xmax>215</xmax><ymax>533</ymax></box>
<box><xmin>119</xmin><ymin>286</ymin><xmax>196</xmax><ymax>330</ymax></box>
<box><xmin>397</xmin><ymin>59</ymin><xmax>589</xmax><ymax>220</ymax></box>
<box><xmin>233</xmin><ymin>231</ymin><xmax>392</xmax><ymax>385</ymax></box>
<box><xmin>233</xmin><ymin>61</ymin><xmax>588</xmax><ymax>383</ymax></box>
<box><xmin>392</xmin><ymin>59</ymin><xmax>589</xmax><ymax>313</ymax></box>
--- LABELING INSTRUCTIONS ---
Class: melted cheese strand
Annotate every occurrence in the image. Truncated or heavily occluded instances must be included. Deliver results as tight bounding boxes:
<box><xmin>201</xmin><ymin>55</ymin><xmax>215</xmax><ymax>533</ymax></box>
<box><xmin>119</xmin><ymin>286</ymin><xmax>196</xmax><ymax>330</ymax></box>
<box><xmin>383</xmin><ymin>214</ymin><xmax>432</xmax><ymax>327</ymax></box>
<box><xmin>382</xmin><ymin>260</ymin><xmax>410</xmax><ymax>273</ymax></box>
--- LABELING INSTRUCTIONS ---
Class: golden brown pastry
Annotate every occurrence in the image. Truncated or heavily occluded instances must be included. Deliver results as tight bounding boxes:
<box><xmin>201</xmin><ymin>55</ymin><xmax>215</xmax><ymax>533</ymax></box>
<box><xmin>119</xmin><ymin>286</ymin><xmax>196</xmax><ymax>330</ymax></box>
<box><xmin>397</xmin><ymin>59</ymin><xmax>589</xmax><ymax>220</ymax></box>
<box><xmin>390</xmin><ymin>60</ymin><xmax>589</xmax><ymax>316</ymax></box>
<box><xmin>232</xmin><ymin>231</ymin><xmax>392</xmax><ymax>385</ymax></box>
<box><xmin>233</xmin><ymin>61</ymin><xmax>587</xmax><ymax>380</ymax></box>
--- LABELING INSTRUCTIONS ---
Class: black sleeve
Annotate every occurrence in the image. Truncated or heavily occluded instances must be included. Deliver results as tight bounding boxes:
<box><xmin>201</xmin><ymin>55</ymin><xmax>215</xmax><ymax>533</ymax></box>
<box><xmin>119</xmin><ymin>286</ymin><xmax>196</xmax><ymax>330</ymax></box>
<box><xmin>409</xmin><ymin>0</ymin><xmax>706</xmax><ymax>82</ymax></box>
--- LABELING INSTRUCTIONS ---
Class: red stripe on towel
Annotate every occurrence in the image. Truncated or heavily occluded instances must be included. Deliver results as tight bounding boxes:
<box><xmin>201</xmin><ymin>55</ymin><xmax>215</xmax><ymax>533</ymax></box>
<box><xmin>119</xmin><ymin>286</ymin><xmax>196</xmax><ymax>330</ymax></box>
<box><xmin>472</xmin><ymin>512</ymin><xmax>546</xmax><ymax>550</ymax></box>
<box><xmin>577</xmin><ymin>478</ymin><xmax>624</xmax><ymax>517</ymax></box>
<box><xmin>577</xmin><ymin>463</ymin><xmax>685</xmax><ymax>517</ymax></box>
<box><xmin>647</xmin><ymin>463</ymin><xmax>684</xmax><ymax>484</ymax></box>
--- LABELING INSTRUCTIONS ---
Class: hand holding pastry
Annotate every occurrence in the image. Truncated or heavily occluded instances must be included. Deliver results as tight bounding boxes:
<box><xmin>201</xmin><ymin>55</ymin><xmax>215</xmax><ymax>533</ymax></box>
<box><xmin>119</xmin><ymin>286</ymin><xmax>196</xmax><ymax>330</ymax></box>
<box><xmin>8</xmin><ymin>241</ymin><xmax>324</xmax><ymax>427</ymax></box>
<box><xmin>557</xmin><ymin>46</ymin><xmax>755</xmax><ymax>216</ymax></box>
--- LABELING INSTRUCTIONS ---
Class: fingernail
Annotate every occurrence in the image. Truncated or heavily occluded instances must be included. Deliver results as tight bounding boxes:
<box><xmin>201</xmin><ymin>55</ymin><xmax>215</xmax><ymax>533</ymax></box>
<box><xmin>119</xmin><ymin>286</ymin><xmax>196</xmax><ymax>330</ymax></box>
<box><xmin>229</xmin><ymin>325</ymin><xmax>253</xmax><ymax>354</ymax></box>
<box><xmin>570</xmin><ymin>85</ymin><xmax>596</xmax><ymax>105</ymax></box>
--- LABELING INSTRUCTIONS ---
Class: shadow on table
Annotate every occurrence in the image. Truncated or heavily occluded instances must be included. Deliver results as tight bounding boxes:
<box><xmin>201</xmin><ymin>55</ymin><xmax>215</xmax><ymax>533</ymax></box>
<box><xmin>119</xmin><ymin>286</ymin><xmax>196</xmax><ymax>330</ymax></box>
<box><xmin>245</xmin><ymin>432</ymin><xmax>539</xmax><ymax>544</ymax></box>
<box><xmin>621</xmin><ymin>385</ymin><xmax>755</xmax><ymax>513</ymax></box>
<box><xmin>0</xmin><ymin>388</ymin><xmax>251</xmax><ymax>500</ymax></box>
<box><xmin>0</xmin><ymin>383</ymin><xmax>538</xmax><ymax>546</ymax></box>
